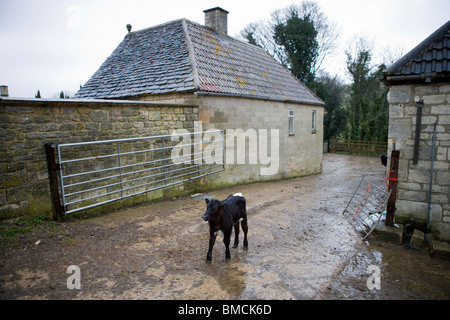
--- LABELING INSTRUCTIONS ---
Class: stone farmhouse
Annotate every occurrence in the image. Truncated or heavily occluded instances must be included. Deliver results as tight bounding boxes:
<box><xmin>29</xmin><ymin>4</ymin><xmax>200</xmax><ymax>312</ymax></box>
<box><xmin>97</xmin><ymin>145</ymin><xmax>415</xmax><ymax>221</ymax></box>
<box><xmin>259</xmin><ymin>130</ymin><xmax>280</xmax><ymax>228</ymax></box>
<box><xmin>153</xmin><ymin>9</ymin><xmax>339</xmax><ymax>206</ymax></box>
<box><xmin>382</xmin><ymin>20</ymin><xmax>450</xmax><ymax>241</ymax></box>
<box><xmin>0</xmin><ymin>7</ymin><xmax>324</xmax><ymax>219</ymax></box>
<box><xmin>75</xmin><ymin>7</ymin><xmax>325</xmax><ymax>188</ymax></box>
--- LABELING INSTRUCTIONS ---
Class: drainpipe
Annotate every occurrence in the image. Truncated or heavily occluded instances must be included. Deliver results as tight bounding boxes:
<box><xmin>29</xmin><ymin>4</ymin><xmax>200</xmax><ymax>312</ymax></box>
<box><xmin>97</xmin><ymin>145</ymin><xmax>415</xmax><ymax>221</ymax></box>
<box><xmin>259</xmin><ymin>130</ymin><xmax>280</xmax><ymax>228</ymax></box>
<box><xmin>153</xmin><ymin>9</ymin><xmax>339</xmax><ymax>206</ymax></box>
<box><xmin>413</xmin><ymin>100</ymin><xmax>423</xmax><ymax>164</ymax></box>
<box><xmin>426</xmin><ymin>122</ymin><xmax>437</xmax><ymax>233</ymax></box>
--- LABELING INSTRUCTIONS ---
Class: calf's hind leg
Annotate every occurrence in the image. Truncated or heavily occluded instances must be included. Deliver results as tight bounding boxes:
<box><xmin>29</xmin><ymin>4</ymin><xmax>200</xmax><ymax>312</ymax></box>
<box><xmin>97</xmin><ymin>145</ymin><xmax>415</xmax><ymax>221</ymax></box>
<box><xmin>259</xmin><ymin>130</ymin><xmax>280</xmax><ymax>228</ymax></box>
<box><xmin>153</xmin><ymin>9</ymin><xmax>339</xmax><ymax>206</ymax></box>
<box><xmin>232</xmin><ymin>221</ymin><xmax>240</xmax><ymax>248</ymax></box>
<box><xmin>241</xmin><ymin>218</ymin><xmax>248</xmax><ymax>250</ymax></box>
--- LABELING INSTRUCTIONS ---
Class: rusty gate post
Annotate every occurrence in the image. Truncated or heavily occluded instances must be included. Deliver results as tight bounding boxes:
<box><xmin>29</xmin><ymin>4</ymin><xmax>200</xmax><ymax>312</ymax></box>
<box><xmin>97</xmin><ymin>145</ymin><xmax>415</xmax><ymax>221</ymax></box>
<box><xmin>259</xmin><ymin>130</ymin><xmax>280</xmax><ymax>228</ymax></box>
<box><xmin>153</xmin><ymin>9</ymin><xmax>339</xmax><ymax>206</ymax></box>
<box><xmin>45</xmin><ymin>143</ymin><xmax>64</xmax><ymax>221</ymax></box>
<box><xmin>386</xmin><ymin>150</ymin><xmax>400</xmax><ymax>226</ymax></box>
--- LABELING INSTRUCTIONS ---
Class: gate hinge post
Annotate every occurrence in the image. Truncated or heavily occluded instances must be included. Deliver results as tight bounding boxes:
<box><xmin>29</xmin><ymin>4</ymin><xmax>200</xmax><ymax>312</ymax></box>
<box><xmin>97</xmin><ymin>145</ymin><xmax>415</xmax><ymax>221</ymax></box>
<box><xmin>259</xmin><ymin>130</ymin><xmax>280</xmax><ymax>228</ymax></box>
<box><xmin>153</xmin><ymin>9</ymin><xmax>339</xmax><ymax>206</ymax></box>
<box><xmin>51</xmin><ymin>163</ymin><xmax>63</xmax><ymax>171</ymax></box>
<box><xmin>45</xmin><ymin>143</ymin><xmax>64</xmax><ymax>221</ymax></box>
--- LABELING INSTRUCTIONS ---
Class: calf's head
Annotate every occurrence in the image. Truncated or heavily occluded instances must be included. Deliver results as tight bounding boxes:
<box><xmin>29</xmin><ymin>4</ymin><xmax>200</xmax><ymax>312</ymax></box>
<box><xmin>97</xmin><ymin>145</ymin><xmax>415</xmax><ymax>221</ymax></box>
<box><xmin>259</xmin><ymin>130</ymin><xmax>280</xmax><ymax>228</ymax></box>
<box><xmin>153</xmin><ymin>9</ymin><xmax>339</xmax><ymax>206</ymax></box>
<box><xmin>202</xmin><ymin>198</ymin><xmax>224</xmax><ymax>221</ymax></box>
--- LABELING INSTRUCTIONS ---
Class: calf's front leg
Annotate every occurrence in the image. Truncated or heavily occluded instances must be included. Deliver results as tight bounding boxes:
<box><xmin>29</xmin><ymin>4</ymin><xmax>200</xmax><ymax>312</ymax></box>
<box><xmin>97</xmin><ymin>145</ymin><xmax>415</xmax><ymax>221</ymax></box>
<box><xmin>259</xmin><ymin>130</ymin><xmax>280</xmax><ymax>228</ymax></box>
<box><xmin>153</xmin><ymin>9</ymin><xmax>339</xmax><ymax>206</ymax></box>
<box><xmin>206</xmin><ymin>230</ymin><xmax>217</xmax><ymax>263</ymax></box>
<box><xmin>223</xmin><ymin>227</ymin><xmax>232</xmax><ymax>260</ymax></box>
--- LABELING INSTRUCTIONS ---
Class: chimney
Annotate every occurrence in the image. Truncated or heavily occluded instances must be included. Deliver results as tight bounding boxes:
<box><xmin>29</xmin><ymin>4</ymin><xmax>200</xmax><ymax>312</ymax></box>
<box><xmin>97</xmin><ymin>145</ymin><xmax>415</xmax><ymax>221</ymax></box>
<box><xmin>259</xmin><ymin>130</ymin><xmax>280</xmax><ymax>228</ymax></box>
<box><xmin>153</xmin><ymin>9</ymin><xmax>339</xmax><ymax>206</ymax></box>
<box><xmin>0</xmin><ymin>85</ymin><xmax>8</xmax><ymax>97</ymax></box>
<box><xmin>203</xmin><ymin>7</ymin><xmax>229</xmax><ymax>37</ymax></box>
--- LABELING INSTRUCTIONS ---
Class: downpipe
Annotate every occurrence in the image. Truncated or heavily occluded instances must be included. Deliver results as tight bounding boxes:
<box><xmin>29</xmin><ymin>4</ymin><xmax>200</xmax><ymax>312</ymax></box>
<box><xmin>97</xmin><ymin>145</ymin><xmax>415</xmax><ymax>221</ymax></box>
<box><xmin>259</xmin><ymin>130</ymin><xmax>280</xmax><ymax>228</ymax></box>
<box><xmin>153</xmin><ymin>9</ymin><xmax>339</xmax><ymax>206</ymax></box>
<box><xmin>426</xmin><ymin>123</ymin><xmax>437</xmax><ymax>233</ymax></box>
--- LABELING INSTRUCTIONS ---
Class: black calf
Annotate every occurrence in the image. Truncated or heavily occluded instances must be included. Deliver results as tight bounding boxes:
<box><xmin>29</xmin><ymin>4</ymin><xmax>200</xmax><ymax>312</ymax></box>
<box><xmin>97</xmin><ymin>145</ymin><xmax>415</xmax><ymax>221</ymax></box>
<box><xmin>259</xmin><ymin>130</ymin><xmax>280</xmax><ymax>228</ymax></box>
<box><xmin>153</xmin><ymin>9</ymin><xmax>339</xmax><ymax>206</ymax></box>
<box><xmin>380</xmin><ymin>154</ymin><xmax>388</xmax><ymax>167</ymax></box>
<box><xmin>202</xmin><ymin>193</ymin><xmax>248</xmax><ymax>262</ymax></box>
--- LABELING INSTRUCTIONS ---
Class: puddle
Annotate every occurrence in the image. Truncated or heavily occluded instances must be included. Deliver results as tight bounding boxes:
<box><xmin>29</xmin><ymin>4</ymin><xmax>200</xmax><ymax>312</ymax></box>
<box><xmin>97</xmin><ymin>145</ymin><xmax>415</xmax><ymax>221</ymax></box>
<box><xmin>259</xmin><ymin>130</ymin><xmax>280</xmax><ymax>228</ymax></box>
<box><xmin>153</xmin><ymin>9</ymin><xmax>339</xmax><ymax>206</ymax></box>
<box><xmin>322</xmin><ymin>239</ymin><xmax>450</xmax><ymax>300</ymax></box>
<box><xmin>203</xmin><ymin>261</ymin><xmax>247</xmax><ymax>298</ymax></box>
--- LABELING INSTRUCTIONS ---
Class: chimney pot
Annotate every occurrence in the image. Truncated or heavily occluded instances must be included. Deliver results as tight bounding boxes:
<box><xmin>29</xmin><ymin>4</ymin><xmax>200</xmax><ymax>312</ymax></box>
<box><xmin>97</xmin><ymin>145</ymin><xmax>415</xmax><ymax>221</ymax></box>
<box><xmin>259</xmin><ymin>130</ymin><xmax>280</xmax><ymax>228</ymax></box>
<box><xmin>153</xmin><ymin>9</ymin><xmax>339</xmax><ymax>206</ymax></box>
<box><xmin>0</xmin><ymin>85</ymin><xmax>8</xmax><ymax>97</ymax></box>
<box><xmin>203</xmin><ymin>7</ymin><xmax>228</xmax><ymax>37</ymax></box>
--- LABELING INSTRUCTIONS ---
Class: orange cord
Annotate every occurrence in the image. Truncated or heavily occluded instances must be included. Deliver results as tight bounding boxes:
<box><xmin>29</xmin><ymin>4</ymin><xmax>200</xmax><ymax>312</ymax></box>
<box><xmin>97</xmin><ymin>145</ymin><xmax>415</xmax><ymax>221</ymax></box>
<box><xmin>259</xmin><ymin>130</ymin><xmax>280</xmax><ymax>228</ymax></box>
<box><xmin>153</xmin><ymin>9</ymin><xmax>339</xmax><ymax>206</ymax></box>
<box><xmin>352</xmin><ymin>183</ymin><xmax>371</xmax><ymax>221</ymax></box>
<box><xmin>386</xmin><ymin>170</ymin><xmax>398</xmax><ymax>199</ymax></box>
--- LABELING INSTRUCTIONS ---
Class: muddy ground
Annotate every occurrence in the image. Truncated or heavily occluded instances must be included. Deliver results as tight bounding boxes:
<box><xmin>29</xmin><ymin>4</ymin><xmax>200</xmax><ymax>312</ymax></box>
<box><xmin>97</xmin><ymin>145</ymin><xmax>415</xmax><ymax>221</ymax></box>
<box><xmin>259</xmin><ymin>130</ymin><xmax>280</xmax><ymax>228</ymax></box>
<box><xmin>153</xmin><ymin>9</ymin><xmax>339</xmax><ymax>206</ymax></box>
<box><xmin>1</xmin><ymin>153</ymin><xmax>449</xmax><ymax>300</ymax></box>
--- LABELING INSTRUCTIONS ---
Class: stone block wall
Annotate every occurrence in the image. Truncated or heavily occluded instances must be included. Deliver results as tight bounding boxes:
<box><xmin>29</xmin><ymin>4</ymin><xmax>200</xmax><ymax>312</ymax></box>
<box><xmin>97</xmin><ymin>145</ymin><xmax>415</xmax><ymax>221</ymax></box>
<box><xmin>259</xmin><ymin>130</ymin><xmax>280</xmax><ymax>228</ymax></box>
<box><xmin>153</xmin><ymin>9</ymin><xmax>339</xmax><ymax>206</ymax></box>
<box><xmin>141</xmin><ymin>92</ymin><xmax>324</xmax><ymax>188</ymax></box>
<box><xmin>0</xmin><ymin>97</ymin><xmax>198</xmax><ymax>219</ymax></box>
<box><xmin>387</xmin><ymin>83</ymin><xmax>450</xmax><ymax>240</ymax></box>
<box><xmin>196</xmin><ymin>95</ymin><xmax>324</xmax><ymax>188</ymax></box>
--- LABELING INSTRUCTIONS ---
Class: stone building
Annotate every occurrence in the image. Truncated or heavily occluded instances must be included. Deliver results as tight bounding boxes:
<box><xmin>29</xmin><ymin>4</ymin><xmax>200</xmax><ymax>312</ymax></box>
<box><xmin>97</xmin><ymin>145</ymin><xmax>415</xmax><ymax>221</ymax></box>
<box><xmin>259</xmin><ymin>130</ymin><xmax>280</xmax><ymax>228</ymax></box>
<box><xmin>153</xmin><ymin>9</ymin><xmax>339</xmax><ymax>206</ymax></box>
<box><xmin>1</xmin><ymin>8</ymin><xmax>324</xmax><ymax>219</ymax></box>
<box><xmin>382</xmin><ymin>20</ymin><xmax>450</xmax><ymax>241</ymax></box>
<box><xmin>75</xmin><ymin>7</ymin><xmax>325</xmax><ymax>187</ymax></box>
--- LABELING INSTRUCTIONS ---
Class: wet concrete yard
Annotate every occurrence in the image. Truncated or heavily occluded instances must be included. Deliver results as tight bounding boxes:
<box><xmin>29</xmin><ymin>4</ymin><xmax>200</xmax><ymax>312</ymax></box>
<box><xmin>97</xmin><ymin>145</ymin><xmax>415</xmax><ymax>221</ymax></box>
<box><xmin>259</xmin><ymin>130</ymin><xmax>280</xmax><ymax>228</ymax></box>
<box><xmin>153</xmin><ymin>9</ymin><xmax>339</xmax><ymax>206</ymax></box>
<box><xmin>1</xmin><ymin>154</ymin><xmax>449</xmax><ymax>299</ymax></box>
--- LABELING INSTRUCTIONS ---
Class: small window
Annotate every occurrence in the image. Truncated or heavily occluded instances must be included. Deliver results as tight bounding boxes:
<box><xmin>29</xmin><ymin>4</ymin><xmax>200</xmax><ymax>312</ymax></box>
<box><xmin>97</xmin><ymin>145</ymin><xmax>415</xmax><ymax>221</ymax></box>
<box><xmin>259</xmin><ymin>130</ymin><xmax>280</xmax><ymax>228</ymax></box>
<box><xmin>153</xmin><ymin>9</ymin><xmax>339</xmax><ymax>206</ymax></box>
<box><xmin>288</xmin><ymin>110</ymin><xmax>295</xmax><ymax>135</ymax></box>
<box><xmin>312</xmin><ymin>110</ymin><xmax>317</xmax><ymax>133</ymax></box>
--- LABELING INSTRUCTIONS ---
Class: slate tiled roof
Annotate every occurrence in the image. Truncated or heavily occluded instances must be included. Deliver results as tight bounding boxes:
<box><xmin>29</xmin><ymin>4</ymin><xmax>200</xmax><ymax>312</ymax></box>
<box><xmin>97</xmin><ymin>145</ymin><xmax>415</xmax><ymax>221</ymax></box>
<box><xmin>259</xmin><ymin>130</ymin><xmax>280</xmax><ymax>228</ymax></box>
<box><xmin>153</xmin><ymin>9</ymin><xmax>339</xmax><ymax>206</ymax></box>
<box><xmin>75</xmin><ymin>19</ymin><xmax>323</xmax><ymax>106</ymax></box>
<box><xmin>74</xmin><ymin>21</ymin><xmax>195</xmax><ymax>99</ymax></box>
<box><xmin>383</xmin><ymin>20</ymin><xmax>450</xmax><ymax>85</ymax></box>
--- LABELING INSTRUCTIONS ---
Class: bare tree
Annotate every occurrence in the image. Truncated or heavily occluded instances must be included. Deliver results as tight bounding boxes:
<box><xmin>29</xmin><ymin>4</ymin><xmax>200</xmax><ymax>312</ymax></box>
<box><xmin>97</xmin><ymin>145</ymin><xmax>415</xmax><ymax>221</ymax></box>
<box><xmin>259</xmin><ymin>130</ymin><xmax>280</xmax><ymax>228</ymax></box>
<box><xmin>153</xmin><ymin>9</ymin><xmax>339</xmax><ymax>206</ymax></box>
<box><xmin>344</xmin><ymin>36</ymin><xmax>390</xmax><ymax>142</ymax></box>
<box><xmin>239</xmin><ymin>1</ymin><xmax>340</xmax><ymax>76</ymax></box>
<box><xmin>239</xmin><ymin>20</ymin><xmax>287</xmax><ymax>65</ymax></box>
<box><xmin>272</xmin><ymin>1</ymin><xmax>340</xmax><ymax>73</ymax></box>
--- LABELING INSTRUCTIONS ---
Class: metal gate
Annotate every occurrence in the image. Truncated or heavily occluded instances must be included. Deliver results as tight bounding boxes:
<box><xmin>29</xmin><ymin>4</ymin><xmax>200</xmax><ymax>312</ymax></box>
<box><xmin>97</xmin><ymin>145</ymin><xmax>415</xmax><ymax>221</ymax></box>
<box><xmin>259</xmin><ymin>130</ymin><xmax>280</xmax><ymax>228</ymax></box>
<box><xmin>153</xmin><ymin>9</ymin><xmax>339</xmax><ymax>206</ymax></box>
<box><xmin>46</xmin><ymin>130</ymin><xmax>224</xmax><ymax>216</ymax></box>
<box><xmin>343</xmin><ymin>176</ymin><xmax>391</xmax><ymax>239</ymax></box>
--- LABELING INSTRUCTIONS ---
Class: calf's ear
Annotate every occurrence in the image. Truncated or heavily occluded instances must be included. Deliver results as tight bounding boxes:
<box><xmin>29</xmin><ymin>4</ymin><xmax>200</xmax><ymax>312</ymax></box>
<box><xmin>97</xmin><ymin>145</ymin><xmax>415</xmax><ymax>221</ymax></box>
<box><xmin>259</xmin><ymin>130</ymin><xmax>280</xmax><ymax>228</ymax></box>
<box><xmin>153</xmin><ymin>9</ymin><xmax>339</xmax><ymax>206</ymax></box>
<box><xmin>205</xmin><ymin>198</ymin><xmax>210</xmax><ymax>204</ymax></box>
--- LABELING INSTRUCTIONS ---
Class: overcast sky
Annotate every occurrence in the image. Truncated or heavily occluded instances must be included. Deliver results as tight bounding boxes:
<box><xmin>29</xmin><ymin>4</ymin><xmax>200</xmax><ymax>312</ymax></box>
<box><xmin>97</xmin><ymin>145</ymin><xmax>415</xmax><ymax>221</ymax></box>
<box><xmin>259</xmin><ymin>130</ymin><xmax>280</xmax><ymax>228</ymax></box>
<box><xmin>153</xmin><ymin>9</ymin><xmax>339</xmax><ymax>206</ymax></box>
<box><xmin>0</xmin><ymin>0</ymin><xmax>449</xmax><ymax>98</ymax></box>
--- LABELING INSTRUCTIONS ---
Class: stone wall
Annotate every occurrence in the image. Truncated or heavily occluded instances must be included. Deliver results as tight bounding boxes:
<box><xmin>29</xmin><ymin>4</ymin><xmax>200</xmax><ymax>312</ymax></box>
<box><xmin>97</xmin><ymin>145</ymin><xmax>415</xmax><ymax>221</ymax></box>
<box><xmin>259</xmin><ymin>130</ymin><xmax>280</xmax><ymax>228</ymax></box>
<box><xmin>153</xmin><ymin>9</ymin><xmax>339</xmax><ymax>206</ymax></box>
<box><xmin>387</xmin><ymin>83</ymin><xmax>450</xmax><ymax>240</ymax></box>
<box><xmin>140</xmin><ymin>92</ymin><xmax>324</xmax><ymax>188</ymax></box>
<box><xmin>197</xmin><ymin>95</ymin><xmax>324</xmax><ymax>185</ymax></box>
<box><xmin>0</xmin><ymin>97</ymin><xmax>198</xmax><ymax>219</ymax></box>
